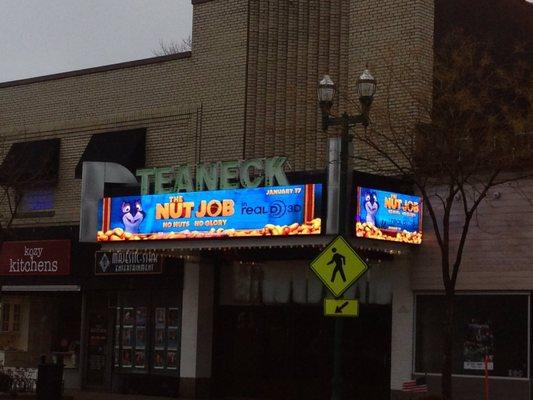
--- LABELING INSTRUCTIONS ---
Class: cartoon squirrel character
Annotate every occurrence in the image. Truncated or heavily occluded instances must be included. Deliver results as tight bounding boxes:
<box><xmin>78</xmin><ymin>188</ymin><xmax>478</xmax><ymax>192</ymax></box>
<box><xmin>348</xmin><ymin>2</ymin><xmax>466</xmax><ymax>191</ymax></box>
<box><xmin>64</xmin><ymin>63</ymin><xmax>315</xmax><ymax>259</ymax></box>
<box><xmin>121</xmin><ymin>200</ymin><xmax>145</xmax><ymax>233</ymax></box>
<box><xmin>364</xmin><ymin>192</ymin><xmax>379</xmax><ymax>226</ymax></box>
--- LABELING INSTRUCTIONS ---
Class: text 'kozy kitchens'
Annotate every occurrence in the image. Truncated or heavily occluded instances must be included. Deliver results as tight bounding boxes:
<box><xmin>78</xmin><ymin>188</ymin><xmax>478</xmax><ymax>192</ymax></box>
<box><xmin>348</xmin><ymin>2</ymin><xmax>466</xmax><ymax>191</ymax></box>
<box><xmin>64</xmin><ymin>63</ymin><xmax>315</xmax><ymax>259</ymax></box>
<box><xmin>10</xmin><ymin>246</ymin><xmax>58</xmax><ymax>272</ymax></box>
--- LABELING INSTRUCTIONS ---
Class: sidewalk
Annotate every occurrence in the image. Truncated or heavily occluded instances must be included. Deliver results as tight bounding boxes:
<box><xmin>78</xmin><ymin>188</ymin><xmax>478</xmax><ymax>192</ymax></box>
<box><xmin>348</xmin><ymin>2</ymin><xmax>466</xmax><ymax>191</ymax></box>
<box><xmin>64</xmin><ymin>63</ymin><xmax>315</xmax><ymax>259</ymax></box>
<box><xmin>64</xmin><ymin>390</ymin><xmax>262</xmax><ymax>400</ymax></box>
<box><xmin>64</xmin><ymin>390</ymin><xmax>178</xmax><ymax>400</ymax></box>
<box><xmin>0</xmin><ymin>393</ymin><xmax>180</xmax><ymax>400</ymax></box>
<box><xmin>1</xmin><ymin>390</ymin><xmax>265</xmax><ymax>400</ymax></box>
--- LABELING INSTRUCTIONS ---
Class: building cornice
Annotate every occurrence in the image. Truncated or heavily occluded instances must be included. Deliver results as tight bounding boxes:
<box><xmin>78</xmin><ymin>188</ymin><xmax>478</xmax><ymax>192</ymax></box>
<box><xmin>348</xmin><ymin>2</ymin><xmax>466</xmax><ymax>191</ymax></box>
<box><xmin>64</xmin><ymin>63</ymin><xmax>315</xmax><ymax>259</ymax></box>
<box><xmin>0</xmin><ymin>52</ymin><xmax>191</xmax><ymax>89</ymax></box>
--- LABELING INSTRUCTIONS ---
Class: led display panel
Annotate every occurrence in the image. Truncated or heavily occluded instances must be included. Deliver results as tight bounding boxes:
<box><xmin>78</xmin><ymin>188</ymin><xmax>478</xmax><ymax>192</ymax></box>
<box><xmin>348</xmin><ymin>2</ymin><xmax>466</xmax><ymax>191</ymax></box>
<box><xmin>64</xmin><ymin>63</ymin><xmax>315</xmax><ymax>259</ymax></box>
<box><xmin>97</xmin><ymin>184</ymin><xmax>322</xmax><ymax>241</ymax></box>
<box><xmin>355</xmin><ymin>187</ymin><xmax>422</xmax><ymax>244</ymax></box>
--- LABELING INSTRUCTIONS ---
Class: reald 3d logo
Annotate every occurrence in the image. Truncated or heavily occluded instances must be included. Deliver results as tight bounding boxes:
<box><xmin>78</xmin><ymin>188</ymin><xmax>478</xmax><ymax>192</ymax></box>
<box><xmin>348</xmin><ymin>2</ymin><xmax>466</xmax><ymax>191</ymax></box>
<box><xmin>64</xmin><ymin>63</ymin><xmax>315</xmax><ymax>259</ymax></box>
<box><xmin>240</xmin><ymin>200</ymin><xmax>302</xmax><ymax>218</ymax></box>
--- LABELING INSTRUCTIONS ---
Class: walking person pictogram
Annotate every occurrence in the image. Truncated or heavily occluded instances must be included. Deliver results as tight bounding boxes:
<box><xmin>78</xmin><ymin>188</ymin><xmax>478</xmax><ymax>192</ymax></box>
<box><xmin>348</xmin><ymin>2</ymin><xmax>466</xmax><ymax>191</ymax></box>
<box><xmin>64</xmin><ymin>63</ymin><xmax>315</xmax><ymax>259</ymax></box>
<box><xmin>327</xmin><ymin>247</ymin><xmax>346</xmax><ymax>283</ymax></box>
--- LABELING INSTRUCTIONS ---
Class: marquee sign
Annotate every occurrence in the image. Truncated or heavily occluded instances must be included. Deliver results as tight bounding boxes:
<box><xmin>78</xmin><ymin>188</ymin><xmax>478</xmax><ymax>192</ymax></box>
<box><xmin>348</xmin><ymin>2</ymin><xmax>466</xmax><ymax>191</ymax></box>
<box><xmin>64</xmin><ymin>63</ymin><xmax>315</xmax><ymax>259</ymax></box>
<box><xmin>136</xmin><ymin>156</ymin><xmax>289</xmax><ymax>195</ymax></box>
<box><xmin>355</xmin><ymin>187</ymin><xmax>423</xmax><ymax>244</ymax></box>
<box><xmin>0</xmin><ymin>240</ymin><xmax>71</xmax><ymax>276</ymax></box>
<box><xmin>97</xmin><ymin>184</ymin><xmax>323</xmax><ymax>241</ymax></box>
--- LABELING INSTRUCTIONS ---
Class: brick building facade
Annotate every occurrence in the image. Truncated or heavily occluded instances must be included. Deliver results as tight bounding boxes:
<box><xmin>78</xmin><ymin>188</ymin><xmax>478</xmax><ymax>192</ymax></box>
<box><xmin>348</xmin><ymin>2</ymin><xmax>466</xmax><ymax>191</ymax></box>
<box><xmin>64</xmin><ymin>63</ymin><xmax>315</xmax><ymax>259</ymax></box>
<box><xmin>0</xmin><ymin>0</ymin><xmax>530</xmax><ymax>399</ymax></box>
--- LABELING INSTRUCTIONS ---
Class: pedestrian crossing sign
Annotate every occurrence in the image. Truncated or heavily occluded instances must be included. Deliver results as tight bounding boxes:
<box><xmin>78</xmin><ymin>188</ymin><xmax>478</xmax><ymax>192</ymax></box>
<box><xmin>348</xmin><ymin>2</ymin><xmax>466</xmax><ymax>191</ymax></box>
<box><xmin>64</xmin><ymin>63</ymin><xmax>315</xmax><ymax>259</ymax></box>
<box><xmin>310</xmin><ymin>236</ymin><xmax>368</xmax><ymax>298</ymax></box>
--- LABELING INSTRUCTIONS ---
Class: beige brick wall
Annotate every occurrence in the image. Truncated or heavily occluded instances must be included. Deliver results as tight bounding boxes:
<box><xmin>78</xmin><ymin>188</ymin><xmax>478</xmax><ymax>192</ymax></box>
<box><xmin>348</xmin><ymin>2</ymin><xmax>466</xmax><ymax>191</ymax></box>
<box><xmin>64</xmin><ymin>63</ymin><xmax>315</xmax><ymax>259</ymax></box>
<box><xmin>348</xmin><ymin>0</ymin><xmax>434</xmax><ymax>171</ymax></box>
<box><xmin>0</xmin><ymin>58</ymin><xmax>195</xmax><ymax>129</ymax></box>
<box><xmin>190</xmin><ymin>0</ymin><xmax>248</xmax><ymax>162</ymax></box>
<box><xmin>243</xmin><ymin>0</ymin><xmax>434</xmax><ymax>173</ymax></box>
<box><xmin>244</xmin><ymin>0</ymin><xmax>352</xmax><ymax>171</ymax></box>
<box><xmin>0</xmin><ymin>0</ymin><xmax>249</xmax><ymax>228</ymax></box>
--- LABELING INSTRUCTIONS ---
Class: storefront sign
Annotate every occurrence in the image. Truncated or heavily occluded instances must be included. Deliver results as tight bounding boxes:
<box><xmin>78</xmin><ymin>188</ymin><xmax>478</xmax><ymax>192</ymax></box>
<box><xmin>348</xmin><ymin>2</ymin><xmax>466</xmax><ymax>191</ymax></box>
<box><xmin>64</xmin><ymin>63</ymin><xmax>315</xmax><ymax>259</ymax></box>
<box><xmin>355</xmin><ymin>187</ymin><xmax>423</xmax><ymax>244</ymax></box>
<box><xmin>0</xmin><ymin>240</ymin><xmax>71</xmax><ymax>276</ymax></box>
<box><xmin>95</xmin><ymin>251</ymin><xmax>163</xmax><ymax>275</ymax></box>
<box><xmin>137</xmin><ymin>156</ymin><xmax>289</xmax><ymax>195</ymax></box>
<box><xmin>97</xmin><ymin>184</ymin><xmax>322</xmax><ymax>241</ymax></box>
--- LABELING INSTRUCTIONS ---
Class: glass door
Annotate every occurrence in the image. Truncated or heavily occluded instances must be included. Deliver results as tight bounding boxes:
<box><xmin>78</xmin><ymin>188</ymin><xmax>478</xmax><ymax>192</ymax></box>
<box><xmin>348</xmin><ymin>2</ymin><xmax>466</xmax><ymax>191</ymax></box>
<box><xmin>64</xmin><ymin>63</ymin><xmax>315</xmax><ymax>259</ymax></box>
<box><xmin>113</xmin><ymin>289</ymin><xmax>181</xmax><ymax>376</ymax></box>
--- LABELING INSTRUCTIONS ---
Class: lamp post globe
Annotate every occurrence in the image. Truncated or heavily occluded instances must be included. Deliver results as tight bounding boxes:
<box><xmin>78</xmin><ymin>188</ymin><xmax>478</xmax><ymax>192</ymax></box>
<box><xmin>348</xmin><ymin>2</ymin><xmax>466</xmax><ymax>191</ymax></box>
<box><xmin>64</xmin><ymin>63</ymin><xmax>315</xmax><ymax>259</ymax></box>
<box><xmin>356</xmin><ymin>69</ymin><xmax>377</xmax><ymax>115</ymax></box>
<box><xmin>318</xmin><ymin>74</ymin><xmax>336</xmax><ymax>114</ymax></box>
<box><xmin>356</xmin><ymin>68</ymin><xmax>377</xmax><ymax>98</ymax></box>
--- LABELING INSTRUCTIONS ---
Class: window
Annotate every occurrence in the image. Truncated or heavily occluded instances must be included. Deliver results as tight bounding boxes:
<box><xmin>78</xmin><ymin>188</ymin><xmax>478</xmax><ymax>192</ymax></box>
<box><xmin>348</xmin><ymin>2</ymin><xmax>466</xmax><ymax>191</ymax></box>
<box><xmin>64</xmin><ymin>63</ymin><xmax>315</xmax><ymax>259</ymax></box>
<box><xmin>1</xmin><ymin>304</ymin><xmax>10</xmax><ymax>332</ymax></box>
<box><xmin>415</xmin><ymin>294</ymin><xmax>529</xmax><ymax>378</ymax></box>
<box><xmin>0</xmin><ymin>298</ymin><xmax>29</xmax><ymax>352</ymax></box>
<box><xmin>12</xmin><ymin>304</ymin><xmax>21</xmax><ymax>332</ymax></box>
<box><xmin>0</xmin><ymin>303</ymin><xmax>21</xmax><ymax>332</ymax></box>
<box><xmin>16</xmin><ymin>187</ymin><xmax>55</xmax><ymax>217</ymax></box>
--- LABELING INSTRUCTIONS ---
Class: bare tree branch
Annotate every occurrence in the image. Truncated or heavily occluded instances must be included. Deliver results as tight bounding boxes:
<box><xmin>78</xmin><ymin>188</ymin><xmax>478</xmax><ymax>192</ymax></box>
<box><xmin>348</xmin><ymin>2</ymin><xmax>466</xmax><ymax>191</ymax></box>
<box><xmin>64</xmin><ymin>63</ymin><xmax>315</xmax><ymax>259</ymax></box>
<box><xmin>345</xmin><ymin>28</ymin><xmax>531</xmax><ymax>400</ymax></box>
<box><xmin>152</xmin><ymin>36</ymin><xmax>192</xmax><ymax>56</ymax></box>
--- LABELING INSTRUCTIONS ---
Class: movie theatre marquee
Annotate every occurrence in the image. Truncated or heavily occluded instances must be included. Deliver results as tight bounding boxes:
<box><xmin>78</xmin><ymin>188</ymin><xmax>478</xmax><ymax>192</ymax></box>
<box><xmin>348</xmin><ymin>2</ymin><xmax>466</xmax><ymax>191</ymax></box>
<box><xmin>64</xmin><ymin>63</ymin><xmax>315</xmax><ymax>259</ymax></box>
<box><xmin>96</xmin><ymin>157</ymin><xmax>324</xmax><ymax>242</ymax></box>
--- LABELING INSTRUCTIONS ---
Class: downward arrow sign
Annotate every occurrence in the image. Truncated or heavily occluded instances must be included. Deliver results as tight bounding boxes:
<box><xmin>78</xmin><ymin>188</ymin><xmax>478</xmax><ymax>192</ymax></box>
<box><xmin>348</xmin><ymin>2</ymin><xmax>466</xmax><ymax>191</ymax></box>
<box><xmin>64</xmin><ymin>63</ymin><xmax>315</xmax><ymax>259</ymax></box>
<box><xmin>335</xmin><ymin>301</ymin><xmax>349</xmax><ymax>313</ymax></box>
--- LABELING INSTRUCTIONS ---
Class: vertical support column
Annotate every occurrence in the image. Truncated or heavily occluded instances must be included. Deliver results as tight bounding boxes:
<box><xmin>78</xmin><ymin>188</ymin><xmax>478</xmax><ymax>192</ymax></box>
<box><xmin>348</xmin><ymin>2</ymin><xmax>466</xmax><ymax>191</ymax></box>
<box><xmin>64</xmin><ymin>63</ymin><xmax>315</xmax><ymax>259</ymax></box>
<box><xmin>79</xmin><ymin>290</ymin><xmax>88</xmax><ymax>388</ymax></box>
<box><xmin>179</xmin><ymin>260</ymin><xmax>215</xmax><ymax>398</ymax></box>
<box><xmin>326</xmin><ymin>136</ymin><xmax>342</xmax><ymax>235</ymax></box>
<box><xmin>390</xmin><ymin>258</ymin><xmax>414</xmax><ymax>395</ymax></box>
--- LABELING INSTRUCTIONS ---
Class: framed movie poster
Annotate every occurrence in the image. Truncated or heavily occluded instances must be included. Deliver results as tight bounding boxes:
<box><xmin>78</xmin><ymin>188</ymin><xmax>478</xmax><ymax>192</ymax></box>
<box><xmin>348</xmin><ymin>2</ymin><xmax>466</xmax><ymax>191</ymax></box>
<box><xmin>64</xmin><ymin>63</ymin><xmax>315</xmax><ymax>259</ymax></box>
<box><xmin>463</xmin><ymin>320</ymin><xmax>494</xmax><ymax>371</ymax></box>
<box><xmin>155</xmin><ymin>328</ymin><xmax>165</xmax><ymax>348</ymax></box>
<box><xmin>135</xmin><ymin>350</ymin><xmax>146</xmax><ymax>369</ymax></box>
<box><xmin>154</xmin><ymin>350</ymin><xmax>165</xmax><ymax>369</ymax></box>
<box><xmin>167</xmin><ymin>328</ymin><xmax>178</xmax><ymax>349</ymax></box>
<box><xmin>168</xmin><ymin>308</ymin><xmax>179</xmax><ymax>327</ymax></box>
<box><xmin>123</xmin><ymin>308</ymin><xmax>134</xmax><ymax>326</ymax></box>
<box><xmin>135</xmin><ymin>327</ymin><xmax>146</xmax><ymax>349</ymax></box>
<box><xmin>121</xmin><ymin>349</ymin><xmax>133</xmax><ymax>367</ymax></box>
<box><xmin>155</xmin><ymin>308</ymin><xmax>165</xmax><ymax>326</ymax></box>
<box><xmin>122</xmin><ymin>327</ymin><xmax>133</xmax><ymax>348</ymax></box>
<box><xmin>136</xmin><ymin>307</ymin><xmax>147</xmax><ymax>326</ymax></box>
<box><xmin>167</xmin><ymin>351</ymin><xmax>177</xmax><ymax>370</ymax></box>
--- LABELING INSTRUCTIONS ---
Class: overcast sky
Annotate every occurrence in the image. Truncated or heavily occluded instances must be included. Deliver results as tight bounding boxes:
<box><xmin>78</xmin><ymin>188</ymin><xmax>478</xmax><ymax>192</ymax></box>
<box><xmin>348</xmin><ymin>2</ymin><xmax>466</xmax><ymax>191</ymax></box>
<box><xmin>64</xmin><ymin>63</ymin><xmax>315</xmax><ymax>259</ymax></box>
<box><xmin>0</xmin><ymin>0</ymin><xmax>192</xmax><ymax>83</ymax></box>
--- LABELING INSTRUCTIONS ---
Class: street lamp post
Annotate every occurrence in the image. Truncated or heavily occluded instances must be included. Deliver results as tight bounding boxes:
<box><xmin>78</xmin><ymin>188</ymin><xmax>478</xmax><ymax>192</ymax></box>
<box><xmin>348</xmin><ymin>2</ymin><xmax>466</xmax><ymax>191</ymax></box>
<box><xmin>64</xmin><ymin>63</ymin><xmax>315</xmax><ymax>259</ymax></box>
<box><xmin>319</xmin><ymin>70</ymin><xmax>376</xmax><ymax>236</ymax></box>
<box><xmin>318</xmin><ymin>70</ymin><xmax>376</xmax><ymax>400</ymax></box>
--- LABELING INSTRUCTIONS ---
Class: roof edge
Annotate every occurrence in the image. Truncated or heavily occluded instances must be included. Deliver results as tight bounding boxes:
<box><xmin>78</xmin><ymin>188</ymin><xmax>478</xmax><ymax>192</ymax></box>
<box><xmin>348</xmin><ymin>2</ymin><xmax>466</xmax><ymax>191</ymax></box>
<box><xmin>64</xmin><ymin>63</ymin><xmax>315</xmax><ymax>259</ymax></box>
<box><xmin>0</xmin><ymin>52</ymin><xmax>192</xmax><ymax>89</ymax></box>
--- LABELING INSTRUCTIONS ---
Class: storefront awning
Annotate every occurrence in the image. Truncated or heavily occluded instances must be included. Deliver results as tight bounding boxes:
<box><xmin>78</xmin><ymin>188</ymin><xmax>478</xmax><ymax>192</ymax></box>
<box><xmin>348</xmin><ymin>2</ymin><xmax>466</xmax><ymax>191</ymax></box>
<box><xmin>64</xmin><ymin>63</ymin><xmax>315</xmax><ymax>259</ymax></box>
<box><xmin>75</xmin><ymin>128</ymin><xmax>146</xmax><ymax>178</ymax></box>
<box><xmin>0</xmin><ymin>138</ymin><xmax>60</xmax><ymax>187</ymax></box>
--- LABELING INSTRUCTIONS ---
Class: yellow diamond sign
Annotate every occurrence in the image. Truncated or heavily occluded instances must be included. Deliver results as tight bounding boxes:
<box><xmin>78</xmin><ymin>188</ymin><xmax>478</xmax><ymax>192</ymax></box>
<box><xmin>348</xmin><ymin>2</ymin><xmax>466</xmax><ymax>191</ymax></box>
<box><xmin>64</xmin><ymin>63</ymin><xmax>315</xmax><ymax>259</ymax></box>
<box><xmin>310</xmin><ymin>236</ymin><xmax>368</xmax><ymax>297</ymax></box>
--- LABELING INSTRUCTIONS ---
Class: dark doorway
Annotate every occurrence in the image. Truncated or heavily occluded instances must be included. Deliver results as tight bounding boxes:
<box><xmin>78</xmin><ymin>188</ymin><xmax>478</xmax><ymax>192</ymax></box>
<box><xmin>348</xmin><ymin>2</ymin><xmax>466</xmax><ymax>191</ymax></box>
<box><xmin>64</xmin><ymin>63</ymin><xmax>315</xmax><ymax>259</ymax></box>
<box><xmin>213</xmin><ymin>304</ymin><xmax>391</xmax><ymax>399</ymax></box>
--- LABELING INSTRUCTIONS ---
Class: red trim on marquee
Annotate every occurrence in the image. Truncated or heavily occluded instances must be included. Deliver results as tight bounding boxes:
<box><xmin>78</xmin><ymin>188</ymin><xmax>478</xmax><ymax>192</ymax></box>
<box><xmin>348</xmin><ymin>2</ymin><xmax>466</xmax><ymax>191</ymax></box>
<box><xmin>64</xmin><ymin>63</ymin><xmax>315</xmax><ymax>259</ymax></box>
<box><xmin>304</xmin><ymin>184</ymin><xmax>315</xmax><ymax>222</ymax></box>
<box><xmin>102</xmin><ymin>197</ymin><xmax>111</xmax><ymax>233</ymax></box>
